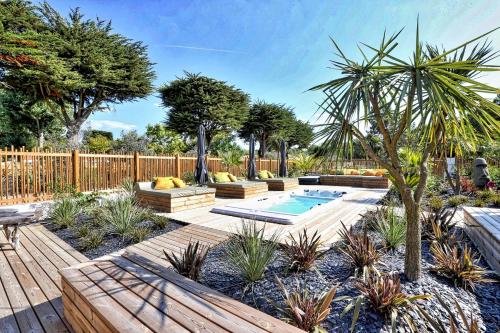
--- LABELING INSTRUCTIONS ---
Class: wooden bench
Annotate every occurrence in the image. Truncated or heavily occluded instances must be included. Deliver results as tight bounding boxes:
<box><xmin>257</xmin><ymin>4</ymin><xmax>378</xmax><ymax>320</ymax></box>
<box><xmin>208</xmin><ymin>181</ymin><xmax>268</xmax><ymax>198</ymax></box>
<box><xmin>135</xmin><ymin>182</ymin><xmax>216</xmax><ymax>213</ymax></box>
<box><xmin>320</xmin><ymin>175</ymin><xmax>389</xmax><ymax>189</ymax></box>
<box><xmin>60</xmin><ymin>224</ymin><xmax>304</xmax><ymax>333</ymax></box>
<box><xmin>463</xmin><ymin>207</ymin><xmax>500</xmax><ymax>274</ymax></box>
<box><xmin>255</xmin><ymin>178</ymin><xmax>299</xmax><ymax>191</ymax></box>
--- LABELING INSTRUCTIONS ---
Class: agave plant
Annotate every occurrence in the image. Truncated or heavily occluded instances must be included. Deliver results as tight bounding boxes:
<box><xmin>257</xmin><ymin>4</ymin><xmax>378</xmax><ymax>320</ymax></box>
<box><xmin>430</xmin><ymin>243</ymin><xmax>493</xmax><ymax>291</ymax></box>
<box><xmin>274</xmin><ymin>276</ymin><xmax>337</xmax><ymax>333</ymax></box>
<box><xmin>338</xmin><ymin>222</ymin><xmax>380</xmax><ymax>276</ymax></box>
<box><xmin>164</xmin><ymin>240</ymin><xmax>209</xmax><ymax>281</ymax></box>
<box><xmin>50</xmin><ymin>197</ymin><xmax>80</xmax><ymax>228</ymax></box>
<box><xmin>374</xmin><ymin>206</ymin><xmax>406</xmax><ymax>251</ymax></box>
<box><xmin>281</xmin><ymin>229</ymin><xmax>328</xmax><ymax>272</ymax></box>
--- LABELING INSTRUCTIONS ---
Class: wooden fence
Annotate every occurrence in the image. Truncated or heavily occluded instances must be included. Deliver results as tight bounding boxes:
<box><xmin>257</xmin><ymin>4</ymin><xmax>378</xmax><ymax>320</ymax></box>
<box><xmin>1</xmin><ymin>147</ymin><xmax>498</xmax><ymax>205</ymax></box>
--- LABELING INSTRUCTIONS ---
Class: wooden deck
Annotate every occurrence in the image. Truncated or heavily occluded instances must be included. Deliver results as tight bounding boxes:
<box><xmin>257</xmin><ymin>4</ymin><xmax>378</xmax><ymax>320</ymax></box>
<box><xmin>0</xmin><ymin>223</ymin><xmax>88</xmax><ymax>333</ymax></box>
<box><xmin>61</xmin><ymin>224</ymin><xmax>304</xmax><ymax>333</ymax></box>
<box><xmin>163</xmin><ymin>185</ymin><xmax>388</xmax><ymax>245</ymax></box>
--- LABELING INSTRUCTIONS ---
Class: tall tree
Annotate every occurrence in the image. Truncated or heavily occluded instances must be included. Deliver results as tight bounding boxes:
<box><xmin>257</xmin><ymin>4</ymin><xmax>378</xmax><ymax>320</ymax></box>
<box><xmin>238</xmin><ymin>101</ymin><xmax>296</xmax><ymax>157</ymax></box>
<box><xmin>159</xmin><ymin>72</ymin><xmax>250</xmax><ymax>149</ymax></box>
<box><xmin>288</xmin><ymin>120</ymin><xmax>314</xmax><ymax>149</ymax></box>
<box><xmin>311</xmin><ymin>26</ymin><xmax>499</xmax><ymax>280</ymax></box>
<box><xmin>145</xmin><ymin>123</ymin><xmax>188</xmax><ymax>154</ymax></box>
<box><xmin>0</xmin><ymin>1</ymin><xmax>155</xmax><ymax>146</ymax></box>
<box><xmin>113</xmin><ymin>130</ymin><xmax>149</xmax><ymax>153</ymax></box>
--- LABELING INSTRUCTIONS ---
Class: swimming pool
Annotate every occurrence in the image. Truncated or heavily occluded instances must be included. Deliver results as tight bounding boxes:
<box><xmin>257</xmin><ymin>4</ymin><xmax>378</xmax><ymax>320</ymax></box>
<box><xmin>210</xmin><ymin>189</ymin><xmax>345</xmax><ymax>224</ymax></box>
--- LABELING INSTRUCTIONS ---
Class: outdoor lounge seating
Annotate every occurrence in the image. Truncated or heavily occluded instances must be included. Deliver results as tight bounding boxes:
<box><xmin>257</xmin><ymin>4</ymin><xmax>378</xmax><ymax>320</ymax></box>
<box><xmin>134</xmin><ymin>182</ymin><xmax>215</xmax><ymax>213</ymax></box>
<box><xmin>207</xmin><ymin>181</ymin><xmax>268</xmax><ymax>198</ymax></box>
<box><xmin>319</xmin><ymin>175</ymin><xmax>389</xmax><ymax>188</ymax></box>
<box><xmin>254</xmin><ymin>177</ymin><xmax>299</xmax><ymax>191</ymax></box>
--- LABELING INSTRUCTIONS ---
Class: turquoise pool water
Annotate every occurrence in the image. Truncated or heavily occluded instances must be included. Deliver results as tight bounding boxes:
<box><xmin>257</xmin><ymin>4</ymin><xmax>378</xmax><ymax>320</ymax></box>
<box><xmin>264</xmin><ymin>196</ymin><xmax>334</xmax><ymax>215</ymax></box>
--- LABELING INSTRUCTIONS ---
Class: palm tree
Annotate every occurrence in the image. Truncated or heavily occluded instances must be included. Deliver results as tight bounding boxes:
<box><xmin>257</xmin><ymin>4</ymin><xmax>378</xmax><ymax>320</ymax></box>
<box><xmin>311</xmin><ymin>24</ymin><xmax>500</xmax><ymax>280</ymax></box>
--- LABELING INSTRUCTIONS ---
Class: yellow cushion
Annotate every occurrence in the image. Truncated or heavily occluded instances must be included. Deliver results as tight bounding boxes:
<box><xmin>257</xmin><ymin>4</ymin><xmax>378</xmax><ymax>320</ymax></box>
<box><xmin>155</xmin><ymin>177</ymin><xmax>175</xmax><ymax>190</ymax></box>
<box><xmin>214</xmin><ymin>172</ymin><xmax>231</xmax><ymax>183</ymax></box>
<box><xmin>267</xmin><ymin>171</ymin><xmax>274</xmax><ymax>178</ymax></box>
<box><xmin>364</xmin><ymin>170</ymin><xmax>376</xmax><ymax>176</ymax></box>
<box><xmin>343</xmin><ymin>169</ymin><xmax>356</xmax><ymax>175</ymax></box>
<box><xmin>258</xmin><ymin>170</ymin><xmax>269</xmax><ymax>179</ymax></box>
<box><xmin>350</xmin><ymin>170</ymin><xmax>360</xmax><ymax>175</ymax></box>
<box><xmin>172</xmin><ymin>177</ymin><xmax>187</xmax><ymax>188</ymax></box>
<box><xmin>228</xmin><ymin>174</ymin><xmax>237</xmax><ymax>182</ymax></box>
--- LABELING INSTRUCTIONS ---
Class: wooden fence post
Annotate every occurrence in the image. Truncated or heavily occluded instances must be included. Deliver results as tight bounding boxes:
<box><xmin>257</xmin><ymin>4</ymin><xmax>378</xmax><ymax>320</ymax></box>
<box><xmin>133</xmin><ymin>152</ymin><xmax>140</xmax><ymax>183</ymax></box>
<box><xmin>72</xmin><ymin>149</ymin><xmax>80</xmax><ymax>192</ymax></box>
<box><xmin>175</xmin><ymin>154</ymin><xmax>181</xmax><ymax>178</ymax></box>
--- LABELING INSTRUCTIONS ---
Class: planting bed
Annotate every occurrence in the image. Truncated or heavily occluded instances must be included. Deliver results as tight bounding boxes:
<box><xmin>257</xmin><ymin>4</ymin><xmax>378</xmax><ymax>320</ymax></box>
<box><xmin>198</xmin><ymin>223</ymin><xmax>499</xmax><ymax>333</ymax></box>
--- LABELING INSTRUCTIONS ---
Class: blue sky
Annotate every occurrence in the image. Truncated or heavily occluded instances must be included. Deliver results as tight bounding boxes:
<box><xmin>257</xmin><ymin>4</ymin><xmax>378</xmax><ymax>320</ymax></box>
<box><xmin>47</xmin><ymin>0</ymin><xmax>500</xmax><ymax>138</ymax></box>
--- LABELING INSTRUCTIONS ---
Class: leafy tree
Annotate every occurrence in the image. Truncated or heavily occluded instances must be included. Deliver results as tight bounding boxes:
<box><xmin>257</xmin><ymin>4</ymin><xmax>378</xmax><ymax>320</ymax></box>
<box><xmin>210</xmin><ymin>133</ymin><xmax>243</xmax><ymax>157</ymax></box>
<box><xmin>113</xmin><ymin>130</ymin><xmax>149</xmax><ymax>152</ymax></box>
<box><xmin>87</xmin><ymin>135</ymin><xmax>112</xmax><ymax>153</ymax></box>
<box><xmin>239</xmin><ymin>101</ymin><xmax>296</xmax><ymax>157</ymax></box>
<box><xmin>311</xmin><ymin>26</ymin><xmax>499</xmax><ymax>280</ymax></box>
<box><xmin>84</xmin><ymin>130</ymin><xmax>113</xmax><ymax>142</ymax></box>
<box><xmin>159</xmin><ymin>72</ymin><xmax>250</xmax><ymax>149</ymax></box>
<box><xmin>145</xmin><ymin>123</ymin><xmax>188</xmax><ymax>154</ymax></box>
<box><xmin>288</xmin><ymin>119</ymin><xmax>314</xmax><ymax>149</ymax></box>
<box><xmin>0</xmin><ymin>1</ymin><xmax>155</xmax><ymax>147</ymax></box>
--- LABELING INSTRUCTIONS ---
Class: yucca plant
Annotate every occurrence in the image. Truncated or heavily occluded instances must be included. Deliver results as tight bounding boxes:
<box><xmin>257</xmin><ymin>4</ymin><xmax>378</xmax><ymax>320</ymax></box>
<box><xmin>291</xmin><ymin>152</ymin><xmax>318</xmax><ymax>175</ymax></box>
<box><xmin>338</xmin><ymin>222</ymin><xmax>380</xmax><ymax>276</ymax></box>
<box><xmin>430</xmin><ymin>243</ymin><xmax>493</xmax><ymax>291</ymax></box>
<box><xmin>218</xmin><ymin>148</ymin><xmax>244</xmax><ymax>172</ymax></box>
<box><xmin>226</xmin><ymin>220</ymin><xmax>280</xmax><ymax>284</ymax></box>
<box><xmin>164</xmin><ymin>240</ymin><xmax>209</xmax><ymax>281</ymax></box>
<box><xmin>274</xmin><ymin>276</ymin><xmax>337</xmax><ymax>333</ymax></box>
<box><xmin>281</xmin><ymin>229</ymin><xmax>328</xmax><ymax>272</ymax></box>
<box><xmin>50</xmin><ymin>197</ymin><xmax>80</xmax><ymax>228</ymax></box>
<box><xmin>374</xmin><ymin>206</ymin><xmax>406</xmax><ymax>251</ymax></box>
<box><xmin>359</xmin><ymin>206</ymin><xmax>389</xmax><ymax>230</ymax></box>
<box><xmin>97</xmin><ymin>196</ymin><xmax>149</xmax><ymax>240</ymax></box>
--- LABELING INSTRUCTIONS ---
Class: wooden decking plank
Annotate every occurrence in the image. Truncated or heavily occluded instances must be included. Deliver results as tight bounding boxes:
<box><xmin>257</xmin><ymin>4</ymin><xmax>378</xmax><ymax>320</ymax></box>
<box><xmin>3</xmin><ymin>247</ymin><xmax>68</xmax><ymax>332</ymax></box>
<box><xmin>174</xmin><ymin>225</ymin><xmax>230</xmax><ymax>241</ymax></box>
<box><xmin>122</xmin><ymin>251</ymin><xmax>304</xmax><ymax>333</ymax></box>
<box><xmin>31</xmin><ymin>224</ymin><xmax>88</xmax><ymax>263</ymax></box>
<box><xmin>167</xmin><ymin>228</ymin><xmax>226</xmax><ymax>244</ymax></box>
<box><xmin>0</xmin><ymin>250</ymin><xmax>44</xmax><ymax>333</ymax></box>
<box><xmin>19</xmin><ymin>227</ymin><xmax>71</xmax><ymax>270</ymax></box>
<box><xmin>79</xmin><ymin>264</ymin><xmax>190</xmax><ymax>333</ymax></box>
<box><xmin>0</xmin><ymin>253</ymin><xmax>20</xmax><ymax>333</ymax></box>
<box><xmin>96</xmin><ymin>260</ymin><xmax>232</xmax><ymax>333</ymax></box>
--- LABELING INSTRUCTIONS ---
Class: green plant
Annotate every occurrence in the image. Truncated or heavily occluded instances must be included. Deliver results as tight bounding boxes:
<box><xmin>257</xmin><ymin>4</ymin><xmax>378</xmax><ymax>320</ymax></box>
<box><xmin>338</xmin><ymin>223</ymin><xmax>380</xmax><ymax>276</ymax></box>
<box><xmin>120</xmin><ymin>178</ymin><xmax>135</xmax><ymax>197</ymax></box>
<box><xmin>359</xmin><ymin>206</ymin><xmax>389</xmax><ymax>230</ymax></box>
<box><xmin>430</xmin><ymin>243</ymin><xmax>492</xmax><ymax>291</ymax></box>
<box><xmin>476</xmin><ymin>190</ymin><xmax>495</xmax><ymax>201</ymax></box>
<box><xmin>218</xmin><ymin>148</ymin><xmax>244</xmax><ymax>172</ymax></box>
<box><xmin>182</xmin><ymin>171</ymin><xmax>196</xmax><ymax>184</ymax></box>
<box><xmin>50</xmin><ymin>197</ymin><xmax>80</xmax><ymax>228</ymax></box>
<box><xmin>80</xmin><ymin>231</ymin><xmax>104</xmax><ymax>250</ymax></box>
<box><xmin>280</xmin><ymin>229</ymin><xmax>328</xmax><ymax>272</ymax></box>
<box><xmin>97</xmin><ymin>196</ymin><xmax>149</xmax><ymax>239</ymax></box>
<box><xmin>274</xmin><ymin>276</ymin><xmax>337</xmax><ymax>333</ymax></box>
<box><xmin>421</xmin><ymin>207</ymin><xmax>457</xmax><ymax>243</ymax></box>
<box><xmin>473</xmin><ymin>198</ymin><xmax>486</xmax><ymax>207</ymax></box>
<box><xmin>374</xmin><ymin>207</ymin><xmax>406</xmax><ymax>251</ymax></box>
<box><xmin>164</xmin><ymin>241</ymin><xmax>208</xmax><ymax>281</ymax></box>
<box><xmin>447</xmin><ymin>195</ymin><xmax>469</xmax><ymax>208</ymax></box>
<box><xmin>489</xmin><ymin>193</ymin><xmax>500</xmax><ymax>208</ymax></box>
<box><xmin>73</xmin><ymin>223</ymin><xmax>91</xmax><ymax>238</ymax></box>
<box><xmin>291</xmin><ymin>152</ymin><xmax>318</xmax><ymax>175</ymax></box>
<box><xmin>128</xmin><ymin>226</ymin><xmax>150</xmax><ymax>243</ymax></box>
<box><xmin>428</xmin><ymin>196</ymin><xmax>444</xmax><ymax>212</ymax></box>
<box><xmin>226</xmin><ymin>220</ymin><xmax>280</xmax><ymax>283</ymax></box>
<box><xmin>149</xmin><ymin>214</ymin><xmax>170</xmax><ymax>229</ymax></box>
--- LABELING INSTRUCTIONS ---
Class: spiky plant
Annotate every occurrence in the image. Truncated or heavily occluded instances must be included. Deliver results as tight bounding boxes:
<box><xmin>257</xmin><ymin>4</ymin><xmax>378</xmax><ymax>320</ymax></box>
<box><xmin>164</xmin><ymin>240</ymin><xmax>209</xmax><ymax>281</ymax></box>
<box><xmin>50</xmin><ymin>197</ymin><xmax>80</xmax><ymax>228</ymax></box>
<box><xmin>274</xmin><ymin>276</ymin><xmax>337</xmax><ymax>333</ymax></box>
<box><xmin>281</xmin><ymin>229</ymin><xmax>328</xmax><ymax>272</ymax></box>
<box><xmin>430</xmin><ymin>243</ymin><xmax>493</xmax><ymax>291</ymax></box>
<box><xmin>374</xmin><ymin>206</ymin><xmax>406</xmax><ymax>251</ymax></box>
<box><xmin>80</xmin><ymin>231</ymin><xmax>104</xmax><ymax>250</ymax></box>
<box><xmin>97</xmin><ymin>196</ymin><xmax>149</xmax><ymax>240</ymax></box>
<box><xmin>421</xmin><ymin>207</ymin><xmax>457</xmax><ymax>243</ymax></box>
<box><xmin>128</xmin><ymin>226</ymin><xmax>150</xmax><ymax>243</ymax></box>
<box><xmin>226</xmin><ymin>220</ymin><xmax>280</xmax><ymax>283</ymax></box>
<box><xmin>338</xmin><ymin>222</ymin><xmax>380</xmax><ymax>276</ymax></box>
<box><xmin>446</xmin><ymin>195</ymin><xmax>469</xmax><ymax>208</ymax></box>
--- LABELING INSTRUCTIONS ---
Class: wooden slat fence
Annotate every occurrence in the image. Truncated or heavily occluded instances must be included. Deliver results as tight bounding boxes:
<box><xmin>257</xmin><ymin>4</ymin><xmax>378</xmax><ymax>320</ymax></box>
<box><xmin>1</xmin><ymin>147</ymin><xmax>498</xmax><ymax>205</ymax></box>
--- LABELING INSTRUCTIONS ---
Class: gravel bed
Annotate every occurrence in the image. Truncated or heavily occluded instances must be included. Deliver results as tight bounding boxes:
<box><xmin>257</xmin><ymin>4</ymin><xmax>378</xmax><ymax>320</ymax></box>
<box><xmin>45</xmin><ymin>217</ymin><xmax>182</xmax><ymax>259</ymax></box>
<box><xmin>199</xmin><ymin>226</ymin><xmax>500</xmax><ymax>333</ymax></box>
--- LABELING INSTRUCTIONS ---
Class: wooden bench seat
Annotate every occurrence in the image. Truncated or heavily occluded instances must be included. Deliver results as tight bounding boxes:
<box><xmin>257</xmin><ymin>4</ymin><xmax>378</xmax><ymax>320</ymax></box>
<box><xmin>254</xmin><ymin>178</ymin><xmax>299</xmax><ymax>191</ymax></box>
<box><xmin>135</xmin><ymin>182</ymin><xmax>216</xmax><ymax>213</ymax></box>
<box><xmin>463</xmin><ymin>207</ymin><xmax>500</xmax><ymax>274</ymax></box>
<box><xmin>61</xmin><ymin>224</ymin><xmax>304</xmax><ymax>333</ymax></box>
<box><xmin>208</xmin><ymin>181</ymin><xmax>268</xmax><ymax>198</ymax></box>
<box><xmin>319</xmin><ymin>175</ymin><xmax>389</xmax><ymax>188</ymax></box>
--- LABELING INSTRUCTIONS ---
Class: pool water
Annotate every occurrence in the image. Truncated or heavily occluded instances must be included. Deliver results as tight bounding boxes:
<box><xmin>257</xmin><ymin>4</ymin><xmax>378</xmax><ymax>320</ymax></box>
<box><xmin>264</xmin><ymin>196</ymin><xmax>333</xmax><ymax>215</ymax></box>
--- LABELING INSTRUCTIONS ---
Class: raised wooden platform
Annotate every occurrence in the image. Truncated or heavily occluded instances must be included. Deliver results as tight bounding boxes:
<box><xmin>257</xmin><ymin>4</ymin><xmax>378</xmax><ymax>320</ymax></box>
<box><xmin>61</xmin><ymin>224</ymin><xmax>304</xmax><ymax>333</ymax></box>
<box><xmin>319</xmin><ymin>175</ymin><xmax>389</xmax><ymax>188</ymax></box>
<box><xmin>463</xmin><ymin>206</ymin><xmax>500</xmax><ymax>274</ymax></box>
<box><xmin>0</xmin><ymin>223</ymin><xmax>88</xmax><ymax>333</ymax></box>
<box><xmin>208</xmin><ymin>182</ymin><xmax>268</xmax><ymax>198</ymax></box>
<box><xmin>256</xmin><ymin>178</ymin><xmax>299</xmax><ymax>191</ymax></box>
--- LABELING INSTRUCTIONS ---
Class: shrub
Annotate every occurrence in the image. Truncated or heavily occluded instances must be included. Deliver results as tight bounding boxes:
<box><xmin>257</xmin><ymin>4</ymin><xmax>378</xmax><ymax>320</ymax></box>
<box><xmin>50</xmin><ymin>197</ymin><xmax>80</xmax><ymax>228</ymax></box>
<box><xmin>182</xmin><ymin>171</ymin><xmax>196</xmax><ymax>184</ymax></box>
<box><xmin>338</xmin><ymin>222</ymin><xmax>380</xmax><ymax>275</ymax></box>
<box><xmin>164</xmin><ymin>241</ymin><xmax>208</xmax><ymax>281</ymax></box>
<box><xmin>473</xmin><ymin>198</ymin><xmax>486</xmax><ymax>207</ymax></box>
<box><xmin>128</xmin><ymin>226</ymin><xmax>150</xmax><ymax>243</ymax></box>
<box><xmin>428</xmin><ymin>196</ymin><xmax>444</xmax><ymax>212</ymax></box>
<box><xmin>226</xmin><ymin>220</ymin><xmax>280</xmax><ymax>283</ymax></box>
<box><xmin>97</xmin><ymin>196</ymin><xmax>149</xmax><ymax>239</ymax></box>
<box><xmin>73</xmin><ymin>223</ymin><xmax>91</xmax><ymax>238</ymax></box>
<box><xmin>460</xmin><ymin>177</ymin><xmax>475</xmax><ymax>193</ymax></box>
<box><xmin>80</xmin><ymin>231</ymin><xmax>104</xmax><ymax>250</ymax></box>
<box><xmin>149</xmin><ymin>214</ymin><xmax>170</xmax><ymax>229</ymax></box>
<box><xmin>281</xmin><ymin>229</ymin><xmax>327</xmax><ymax>272</ymax></box>
<box><xmin>447</xmin><ymin>195</ymin><xmax>469</xmax><ymax>208</ymax></box>
<box><xmin>374</xmin><ymin>206</ymin><xmax>406</xmax><ymax>251</ymax></box>
<box><xmin>430</xmin><ymin>243</ymin><xmax>492</xmax><ymax>291</ymax></box>
<box><xmin>489</xmin><ymin>193</ymin><xmax>500</xmax><ymax>208</ymax></box>
<box><xmin>476</xmin><ymin>190</ymin><xmax>495</xmax><ymax>201</ymax></box>
<box><xmin>421</xmin><ymin>207</ymin><xmax>457</xmax><ymax>244</ymax></box>
<box><xmin>359</xmin><ymin>206</ymin><xmax>389</xmax><ymax>230</ymax></box>
<box><xmin>120</xmin><ymin>178</ymin><xmax>136</xmax><ymax>197</ymax></box>
<box><xmin>274</xmin><ymin>276</ymin><xmax>337</xmax><ymax>333</ymax></box>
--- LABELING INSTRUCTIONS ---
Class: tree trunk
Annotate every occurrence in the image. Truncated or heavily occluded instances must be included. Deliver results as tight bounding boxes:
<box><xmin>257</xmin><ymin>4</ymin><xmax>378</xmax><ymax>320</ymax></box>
<box><xmin>66</xmin><ymin>124</ymin><xmax>82</xmax><ymax>148</ymax></box>
<box><xmin>258</xmin><ymin>136</ymin><xmax>267</xmax><ymax>158</ymax></box>
<box><xmin>401</xmin><ymin>188</ymin><xmax>422</xmax><ymax>280</ymax></box>
<box><xmin>38</xmin><ymin>132</ymin><xmax>45</xmax><ymax>148</ymax></box>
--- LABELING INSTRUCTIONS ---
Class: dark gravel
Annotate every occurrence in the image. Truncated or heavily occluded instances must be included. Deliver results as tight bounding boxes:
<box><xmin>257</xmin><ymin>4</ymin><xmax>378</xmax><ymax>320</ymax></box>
<box><xmin>199</xmin><ymin>226</ymin><xmax>500</xmax><ymax>333</ymax></box>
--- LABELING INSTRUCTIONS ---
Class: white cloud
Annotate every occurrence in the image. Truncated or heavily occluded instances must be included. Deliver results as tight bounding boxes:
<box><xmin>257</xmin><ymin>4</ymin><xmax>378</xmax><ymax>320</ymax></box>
<box><xmin>88</xmin><ymin>120</ymin><xmax>136</xmax><ymax>131</ymax></box>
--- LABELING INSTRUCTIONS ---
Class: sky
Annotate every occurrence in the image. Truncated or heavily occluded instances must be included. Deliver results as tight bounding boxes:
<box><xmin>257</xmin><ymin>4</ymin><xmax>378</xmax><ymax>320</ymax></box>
<box><xmin>46</xmin><ymin>0</ymin><xmax>500</xmax><ymax>138</ymax></box>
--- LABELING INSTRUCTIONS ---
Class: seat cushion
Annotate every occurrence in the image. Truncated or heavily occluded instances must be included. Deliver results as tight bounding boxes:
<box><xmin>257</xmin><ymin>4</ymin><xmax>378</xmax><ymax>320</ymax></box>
<box><xmin>172</xmin><ymin>177</ymin><xmax>187</xmax><ymax>188</ymax></box>
<box><xmin>155</xmin><ymin>177</ymin><xmax>175</xmax><ymax>190</ymax></box>
<box><xmin>258</xmin><ymin>170</ymin><xmax>269</xmax><ymax>179</ymax></box>
<box><xmin>214</xmin><ymin>172</ymin><xmax>231</xmax><ymax>183</ymax></box>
